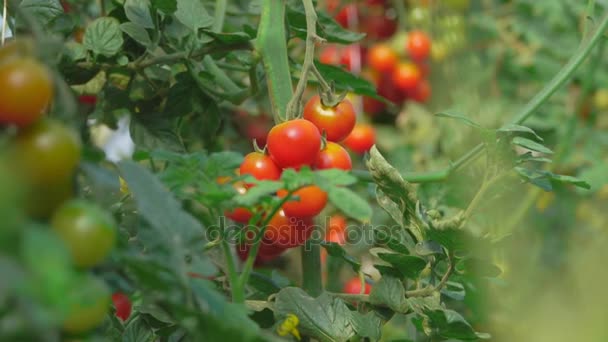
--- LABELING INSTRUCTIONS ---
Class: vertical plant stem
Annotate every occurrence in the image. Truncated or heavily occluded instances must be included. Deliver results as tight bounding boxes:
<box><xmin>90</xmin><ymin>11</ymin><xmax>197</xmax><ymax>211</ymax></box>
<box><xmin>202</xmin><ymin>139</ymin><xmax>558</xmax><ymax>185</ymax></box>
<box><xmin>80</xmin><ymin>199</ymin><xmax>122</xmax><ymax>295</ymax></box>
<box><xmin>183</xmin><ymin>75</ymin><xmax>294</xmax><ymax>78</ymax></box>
<box><xmin>256</xmin><ymin>0</ymin><xmax>293</xmax><ymax>123</ymax></box>
<box><xmin>213</xmin><ymin>0</ymin><xmax>227</xmax><ymax>32</ymax></box>
<box><xmin>302</xmin><ymin>241</ymin><xmax>322</xmax><ymax>296</ymax></box>
<box><xmin>219</xmin><ymin>216</ymin><xmax>242</xmax><ymax>303</ymax></box>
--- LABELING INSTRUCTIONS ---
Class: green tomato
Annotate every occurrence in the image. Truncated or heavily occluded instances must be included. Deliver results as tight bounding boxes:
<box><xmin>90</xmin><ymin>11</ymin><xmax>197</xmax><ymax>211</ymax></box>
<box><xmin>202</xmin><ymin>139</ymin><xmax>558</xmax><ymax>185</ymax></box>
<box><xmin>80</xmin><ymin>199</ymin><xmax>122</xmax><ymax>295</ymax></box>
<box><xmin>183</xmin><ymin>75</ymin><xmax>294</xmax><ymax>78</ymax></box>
<box><xmin>594</xmin><ymin>89</ymin><xmax>608</xmax><ymax>110</ymax></box>
<box><xmin>408</xmin><ymin>7</ymin><xmax>430</xmax><ymax>27</ymax></box>
<box><xmin>62</xmin><ymin>274</ymin><xmax>111</xmax><ymax>334</ymax></box>
<box><xmin>51</xmin><ymin>200</ymin><xmax>116</xmax><ymax>268</ymax></box>
<box><xmin>11</xmin><ymin>119</ymin><xmax>81</xmax><ymax>185</ymax></box>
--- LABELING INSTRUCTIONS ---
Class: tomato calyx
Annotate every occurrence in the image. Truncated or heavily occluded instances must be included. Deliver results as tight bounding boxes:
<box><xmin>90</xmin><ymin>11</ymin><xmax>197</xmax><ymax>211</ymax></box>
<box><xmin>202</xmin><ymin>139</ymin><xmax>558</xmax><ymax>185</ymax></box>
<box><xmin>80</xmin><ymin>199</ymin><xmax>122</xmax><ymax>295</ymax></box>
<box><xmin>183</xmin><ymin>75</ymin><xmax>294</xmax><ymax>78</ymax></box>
<box><xmin>318</xmin><ymin>86</ymin><xmax>348</xmax><ymax>109</ymax></box>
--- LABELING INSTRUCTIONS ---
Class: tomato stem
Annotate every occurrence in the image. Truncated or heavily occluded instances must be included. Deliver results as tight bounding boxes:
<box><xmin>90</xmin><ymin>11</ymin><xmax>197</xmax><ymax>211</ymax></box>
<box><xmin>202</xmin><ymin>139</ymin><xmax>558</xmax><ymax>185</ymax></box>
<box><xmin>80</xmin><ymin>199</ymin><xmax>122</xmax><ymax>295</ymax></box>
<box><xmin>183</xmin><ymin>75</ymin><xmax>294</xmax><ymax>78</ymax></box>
<box><xmin>302</xmin><ymin>242</ymin><xmax>323</xmax><ymax>296</ymax></box>
<box><xmin>256</xmin><ymin>0</ymin><xmax>293</xmax><ymax>123</ymax></box>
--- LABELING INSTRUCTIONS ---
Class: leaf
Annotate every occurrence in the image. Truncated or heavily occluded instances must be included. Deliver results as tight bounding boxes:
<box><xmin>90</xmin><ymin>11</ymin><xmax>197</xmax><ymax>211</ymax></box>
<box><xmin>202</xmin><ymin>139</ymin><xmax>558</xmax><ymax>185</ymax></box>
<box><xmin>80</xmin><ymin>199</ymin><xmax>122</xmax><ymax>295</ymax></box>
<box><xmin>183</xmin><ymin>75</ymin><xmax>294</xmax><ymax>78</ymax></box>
<box><xmin>457</xmin><ymin>258</ymin><xmax>502</xmax><ymax>278</ymax></box>
<box><xmin>19</xmin><ymin>0</ymin><xmax>63</xmax><ymax>27</ymax></box>
<box><xmin>369</xmin><ymin>276</ymin><xmax>409</xmax><ymax>313</ymax></box>
<box><xmin>546</xmin><ymin>172</ymin><xmax>591</xmax><ymax>190</ymax></box>
<box><xmin>498</xmin><ymin>123</ymin><xmax>543</xmax><ymax>141</ymax></box>
<box><xmin>320</xmin><ymin>242</ymin><xmax>361</xmax><ymax>272</ymax></box>
<box><xmin>117</xmin><ymin>161</ymin><xmax>209</xmax><ymax>259</ymax></box>
<box><xmin>425</xmin><ymin>309</ymin><xmax>481</xmax><ymax>340</ymax></box>
<box><xmin>130</xmin><ymin>112</ymin><xmax>184</xmax><ymax>152</ymax></box>
<box><xmin>327</xmin><ymin>187</ymin><xmax>373</xmax><ymax>223</ymax></box>
<box><xmin>125</xmin><ymin>0</ymin><xmax>155</xmax><ymax>29</ymax></box>
<box><xmin>174</xmin><ymin>0</ymin><xmax>214</xmax><ymax>32</ymax></box>
<box><xmin>366</xmin><ymin>147</ymin><xmax>421</xmax><ymax>239</ymax></box>
<box><xmin>315</xmin><ymin>63</ymin><xmax>381</xmax><ymax>99</ymax></box>
<box><xmin>152</xmin><ymin>0</ymin><xmax>177</xmax><ymax>14</ymax></box>
<box><xmin>414</xmin><ymin>240</ymin><xmax>444</xmax><ymax>256</ymax></box>
<box><xmin>120</xmin><ymin>22</ymin><xmax>152</xmax><ymax>47</ymax></box>
<box><xmin>441</xmin><ymin>281</ymin><xmax>466</xmax><ymax>301</ymax></box>
<box><xmin>435</xmin><ymin>111</ymin><xmax>482</xmax><ymax>129</ymax></box>
<box><xmin>83</xmin><ymin>17</ymin><xmax>124</xmax><ymax>57</ymax></box>
<box><xmin>516</xmin><ymin>152</ymin><xmax>553</xmax><ymax>164</ymax></box>
<box><xmin>274</xmin><ymin>288</ymin><xmax>355</xmax><ymax>342</ymax></box>
<box><xmin>512</xmin><ymin>137</ymin><xmax>553</xmax><ymax>154</ymax></box>
<box><xmin>235</xmin><ymin>181</ymin><xmax>283</xmax><ymax>206</ymax></box>
<box><xmin>286</xmin><ymin>2</ymin><xmax>365</xmax><ymax>44</ymax></box>
<box><xmin>373</xmin><ymin>225</ymin><xmax>411</xmax><ymax>255</ymax></box>
<box><xmin>314</xmin><ymin>169</ymin><xmax>357</xmax><ymax>187</ymax></box>
<box><xmin>515</xmin><ymin>167</ymin><xmax>553</xmax><ymax>191</ymax></box>
<box><xmin>350</xmin><ymin>311</ymin><xmax>383</xmax><ymax>341</ymax></box>
<box><xmin>377</xmin><ymin>254</ymin><xmax>427</xmax><ymax>279</ymax></box>
<box><xmin>122</xmin><ymin>317</ymin><xmax>156</xmax><ymax>342</ymax></box>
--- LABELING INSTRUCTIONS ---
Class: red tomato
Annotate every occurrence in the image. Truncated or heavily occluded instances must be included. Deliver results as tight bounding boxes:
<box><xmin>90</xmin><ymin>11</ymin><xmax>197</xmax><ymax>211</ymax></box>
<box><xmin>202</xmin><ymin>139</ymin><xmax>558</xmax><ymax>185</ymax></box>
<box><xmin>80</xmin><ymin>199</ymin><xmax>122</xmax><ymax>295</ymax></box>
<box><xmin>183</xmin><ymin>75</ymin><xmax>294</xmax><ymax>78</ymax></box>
<box><xmin>78</xmin><ymin>95</ymin><xmax>97</xmax><ymax>105</ymax></box>
<box><xmin>410</xmin><ymin>79</ymin><xmax>431</xmax><ymax>103</ymax></box>
<box><xmin>303</xmin><ymin>95</ymin><xmax>356</xmax><ymax>142</ymax></box>
<box><xmin>239</xmin><ymin>152</ymin><xmax>281</xmax><ymax>181</ymax></box>
<box><xmin>367</xmin><ymin>44</ymin><xmax>398</xmax><ymax>73</ymax></box>
<box><xmin>111</xmin><ymin>292</ymin><xmax>132</xmax><ymax>321</ymax></box>
<box><xmin>319</xmin><ymin>45</ymin><xmax>341</xmax><ymax>65</ymax></box>
<box><xmin>225</xmin><ymin>182</ymin><xmax>253</xmax><ymax>223</ymax></box>
<box><xmin>335</xmin><ymin>4</ymin><xmax>358</xmax><ymax>28</ymax></box>
<box><xmin>263</xmin><ymin>210</ymin><xmax>314</xmax><ymax>248</ymax></box>
<box><xmin>328</xmin><ymin>214</ymin><xmax>347</xmax><ymax>234</ymax></box>
<box><xmin>361</xmin><ymin>12</ymin><xmax>397</xmax><ymax>40</ymax></box>
<box><xmin>343</xmin><ymin>277</ymin><xmax>372</xmax><ymax>294</ymax></box>
<box><xmin>378</xmin><ymin>73</ymin><xmax>406</xmax><ymax>104</ymax></box>
<box><xmin>314</xmin><ymin>142</ymin><xmax>352</xmax><ymax>171</ymax></box>
<box><xmin>343</xmin><ymin>123</ymin><xmax>376</xmax><ymax>154</ymax></box>
<box><xmin>267</xmin><ymin>119</ymin><xmax>322</xmax><ymax>169</ymax></box>
<box><xmin>392</xmin><ymin>62</ymin><xmax>422</xmax><ymax>91</ymax></box>
<box><xmin>407</xmin><ymin>30</ymin><xmax>432</xmax><ymax>61</ymax></box>
<box><xmin>0</xmin><ymin>58</ymin><xmax>53</xmax><ymax>127</ymax></box>
<box><xmin>235</xmin><ymin>111</ymin><xmax>272</xmax><ymax>147</ymax></box>
<box><xmin>325</xmin><ymin>229</ymin><xmax>346</xmax><ymax>245</ymax></box>
<box><xmin>236</xmin><ymin>241</ymin><xmax>287</xmax><ymax>265</ymax></box>
<box><xmin>361</xmin><ymin>70</ymin><xmax>386</xmax><ymax>116</ymax></box>
<box><xmin>278</xmin><ymin>185</ymin><xmax>328</xmax><ymax>218</ymax></box>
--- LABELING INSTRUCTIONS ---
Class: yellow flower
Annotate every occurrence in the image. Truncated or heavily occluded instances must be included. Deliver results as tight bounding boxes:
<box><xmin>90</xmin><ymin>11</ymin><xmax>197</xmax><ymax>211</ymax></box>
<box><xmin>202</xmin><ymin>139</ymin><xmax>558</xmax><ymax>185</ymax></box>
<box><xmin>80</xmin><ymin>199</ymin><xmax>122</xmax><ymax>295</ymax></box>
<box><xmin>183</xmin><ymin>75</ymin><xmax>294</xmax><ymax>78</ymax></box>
<box><xmin>277</xmin><ymin>314</ymin><xmax>301</xmax><ymax>340</ymax></box>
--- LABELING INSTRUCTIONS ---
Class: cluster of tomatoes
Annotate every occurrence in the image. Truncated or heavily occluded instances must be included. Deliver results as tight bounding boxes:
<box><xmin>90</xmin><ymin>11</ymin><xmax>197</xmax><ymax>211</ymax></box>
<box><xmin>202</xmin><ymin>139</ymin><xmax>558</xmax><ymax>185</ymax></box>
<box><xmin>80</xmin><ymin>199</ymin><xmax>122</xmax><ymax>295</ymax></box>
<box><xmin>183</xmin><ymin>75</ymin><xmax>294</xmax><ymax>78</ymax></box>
<box><xmin>0</xmin><ymin>41</ymin><xmax>130</xmax><ymax>333</ymax></box>
<box><xmin>319</xmin><ymin>0</ymin><xmax>435</xmax><ymax>118</ymax></box>
<box><xmin>229</xmin><ymin>92</ymin><xmax>376</xmax><ymax>264</ymax></box>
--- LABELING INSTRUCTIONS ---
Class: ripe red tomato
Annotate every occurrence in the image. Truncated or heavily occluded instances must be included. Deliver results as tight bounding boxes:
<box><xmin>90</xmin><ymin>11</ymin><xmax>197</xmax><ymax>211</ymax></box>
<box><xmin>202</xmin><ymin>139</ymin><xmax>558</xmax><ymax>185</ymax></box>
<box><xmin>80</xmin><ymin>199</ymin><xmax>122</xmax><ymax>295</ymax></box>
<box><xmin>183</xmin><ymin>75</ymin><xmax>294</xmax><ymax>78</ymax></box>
<box><xmin>225</xmin><ymin>182</ymin><xmax>253</xmax><ymax>223</ymax></box>
<box><xmin>378</xmin><ymin>73</ymin><xmax>406</xmax><ymax>104</ymax></box>
<box><xmin>240</xmin><ymin>152</ymin><xmax>281</xmax><ymax>181</ymax></box>
<box><xmin>407</xmin><ymin>31</ymin><xmax>432</xmax><ymax>61</ymax></box>
<box><xmin>0</xmin><ymin>58</ymin><xmax>53</xmax><ymax>127</ymax></box>
<box><xmin>236</xmin><ymin>241</ymin><xmax>288</xmax><ymax>265</ymax></box>
<box><xmin>410</xmin><ymin>79</ymin><xmax>432</xmax><ymax>103</ymax></box>
<box><xmin>51</xmin><ymin>200</ymin><xmax>116</xmax><ymax>268</ymax></box>
<box><xmin>11</xmin><ymin>120</ymin><xmax>81</xmax><ymax>185</ymax></box>
<box><xmin>335</xmin><ymin>4</ymin><xmax>358</xmax><ymax>28</ymax></box>
<box><xmin>303</xmin><ymin>95</ymin><xmax>356</xmax><ymax>142</ymax></box>
<box><xmin>361</xmin><ymin>11</ymin><xmax>397</xmax><ymax>40</ymax></box>
<box><xmin>263</xmin><ymin>210</ymin><xmax>314</xmax><ymax>248</ymax></box>
<box><xmin>325</xmin><ymin>214</ymin><xmax>347</xmax><ymax>245</ymax></box>
<box><xmin>62</xmin><ymin>275</ymin><xmax>111</xmax><ymax>334</ymax></box>
<box><xmin>278</xmin><ymin>185</ymin><xmax>328</xmax><ymax>218</ymax></box>
<box><xmin>392</xmin><ymin>62</ymin><xmax>422</xmax><ymax>91</ymax></box>
<box><xmin>367</xmin><ymin>44</ymin><xmax>398</xmax><ymax>73</ymax></box>
<box><xmin>314</xmin><ymin>142</ymin><xmax>352</xmax><ymax>171</ymax></box>
<box><xmin>343</xmin><ymin>123</ymin><xmax>376</xmax><ymax>154</ymax></box>
<box><xmin>361</xmin><ymin>70</ymin><xmax>386</xmax><ymax>116</ymax></box>
<box><xmin>112</xmin><ymin>292</ymin><xmax>132</xmax><ymax>321</ymax></box>
<box><xmin>319</xmin><ymin>45</ymin><xmax>341</xmax><ymax>65</ymax></box>
<box><xmin>78</xmin><ymin>94</ymin><xmax>98</xmax><ymax>105</ymax></box>
<box><xmin>267</xmin><ymin>119</ymin><xmax>322</xmax><ymax>169</ymax></box>
<box><xmin>343</xmin><ymin>277</ymin><xmax>372</xmax><ymax>294</ymax></box>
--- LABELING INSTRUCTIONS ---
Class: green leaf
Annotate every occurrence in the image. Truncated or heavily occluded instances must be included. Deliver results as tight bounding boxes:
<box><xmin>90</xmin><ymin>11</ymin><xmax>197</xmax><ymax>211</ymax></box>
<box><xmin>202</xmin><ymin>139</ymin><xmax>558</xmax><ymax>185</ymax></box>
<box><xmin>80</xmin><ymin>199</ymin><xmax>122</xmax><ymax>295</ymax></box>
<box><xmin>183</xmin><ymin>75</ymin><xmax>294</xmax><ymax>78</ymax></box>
<box><xmin>515</xmin><ymin>167</ymin><xmax>553</xmax><ymax>191</ymax></box>
<box><xmin>350</xmin><ymin>311</ymin><xmax>383</xmax><ymax>341</ymax></box>
<box><xmin>314</xmin><ymin>169</ymin><xmax>357</xmax><ymax>187</ymax></box>
<box><xmin>328</xmin><ymin>187</ymin><xmax>373</xmax><ymax>223</ymax></box>
<box><xmin>373</xmin><ymin>225</ymin><xmax>411</xmax><ymax>255</ymax></box>
<box><xmin>125</xmin><ymin>0</ymin><xmax>155</xmax><ymax>29</ymax></box>
<box><xmin>320</xmin><ymin>242</ymin><xmax>361</xmax><ymax>272</ymax></box>
<box><xmin>546</xmin><ymin>172</ymin><xmax>591</xmax><ymax>190</ymax></box>
<box><xmin>122</xmin><ymin>317</ymin><xmax>156</xmax><ymax>342</ymax></box>
<box><xmin>516</xmin><ymin>152</ymin><xmax>553</xmax><ymax>164</ymax></box>
<box><xmin>152</xmin><ymin>0</ymin><xmax>177</xmax><ymax>14</ymax></box>
<box><xmin>130</xmin><ymin>112</ymin><xmax>184</xmax><ymax>152</ymax></box>
<box><xmin>83</xmin><ymin>17</ymin><xmax>124</xmax><ymax>57</ymax></box>
<box><xmin>498</xmin><ymin>123</ymin><xmax>543</xmax><ymax>141</ymax></box>
<box><xmin>19</xmin><ymin>0</ymin><xmax>63</xmax><ymax>27</ymax></box>
<box><xmin>369</xmin><ymin>276</ymin><xmax>409</xmax><ymax>313</ymax></box>
<box><xmin>457</xmin><ymin>258</ymin><xmax>502</xmax><ymax>278</ymax></box>
<box><xmin>120</xmin><ymin>22</ymin><xmax>152</xmax><ymax>47</ymax></box>
<box><xmin>377</xmin><ymin>254</ymin><xmax>427</xmax><ymax>279</ymax></box>
<box><xmin>235</xmin><ymin>181</ymin><xmax>283</xmax><ymax>207</ymax></box>
<box><xmin>366</xmin><ymin>147</ymin><xmax>421</xmax><ymax>239</ymax></box>
<box><xmin>425</xmin><ymin>309</ymin><xmax>481</xmax><ymax>340</ymax></box>
<box><xmin>63</xmin><ymin>42</ymin><xmax>87</xmax><ymax>62</ymax></box>
<box><xmin>435</xmin><ymin>111</ymin><xmax>482</xmax><ymax>129</ymax></box>
<box><xmin>274</xmin><ymin>287</ymin><xmax>355</xmax><ymax>342</ymax></box>
<box><xmin>174</xmin><ymin>0</ymin><xmax>214</xmax><ymax>32</ymax></box>
<box><xmin>315</xmin><ymin>63</ymin><xmax>381</xmax><ymax>99</ymax></box>
<box><xmin>286</xmin><ymin>1</ymin><xmax>365</xmax><ymax>44</ymax></box>
<box><xmin>414</xmin><ymin>241</ymin><xmax>444</xmax><ymax>256</ymax></box>
<box><xmin>512</xmin><ymin>137</ymin><xmax>553</xmax><ymax>154</ymax></box>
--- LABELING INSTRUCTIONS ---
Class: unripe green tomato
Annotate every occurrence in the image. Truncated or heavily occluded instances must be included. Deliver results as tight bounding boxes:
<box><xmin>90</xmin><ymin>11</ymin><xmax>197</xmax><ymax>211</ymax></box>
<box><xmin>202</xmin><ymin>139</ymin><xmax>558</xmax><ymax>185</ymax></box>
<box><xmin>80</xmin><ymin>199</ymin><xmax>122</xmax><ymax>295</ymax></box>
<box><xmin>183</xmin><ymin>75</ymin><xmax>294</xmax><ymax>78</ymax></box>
<box><xmin>594</xmin><ymin>89</ymin><xmax>608</xmax><ymax>110</ymax></box>
<box><xmin>390</xmin><ymin>32</ymin><xmax>409</xmax><ymax>57</ymax></box>
<box><xmin>431</xmin><ymin>40</ymin><xmax>449</xmax><ymax>62</ymax></box>
<box><xmin>62</xmin><ymin>274</ymin><xmax>111</xmax><ymax>334</ymax></box>
<box><xmin>51</xmin><ymin>200</ymin><xmax>117</xmax><ymax>268</ymax></box>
